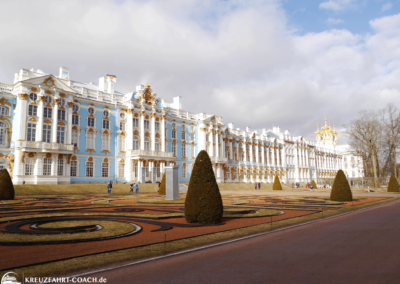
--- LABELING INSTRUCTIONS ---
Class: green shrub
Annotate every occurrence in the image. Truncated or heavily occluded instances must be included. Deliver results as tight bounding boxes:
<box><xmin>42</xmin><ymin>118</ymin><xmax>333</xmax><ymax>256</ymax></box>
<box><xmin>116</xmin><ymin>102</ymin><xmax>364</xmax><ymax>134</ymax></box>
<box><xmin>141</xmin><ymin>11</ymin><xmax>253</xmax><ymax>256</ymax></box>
<box><xmin>330</xmin><ymin>170</ymin><xmax>352</xmax><ymax>201</ymax></box>
<box><xmin>273</xmin><ymin>175</ymin><xmax>282</xmax><ymax>190</ymax></box>
<box><xmin>185</xmin><ymin>150</ymin><xmax>223</xmax><ymax>224</ymax></box>
<box><xmin>387</xmin><ymin>174</ymin><xmax>399</xmax><ymax>192</ymax></box>
<box><xmin>311</xmin><ymin>180</ymin><xmax>317</xmax><ymax>189</ymax></box>
<box><xmin>159</xmin><ymin>172</ymin><xmax>166</xmax><ymax>195</ymax></box>
<box><xmin>0</xmin><ymin>169</ymin><xmax>15</xmax><ymax>200</ymax></box>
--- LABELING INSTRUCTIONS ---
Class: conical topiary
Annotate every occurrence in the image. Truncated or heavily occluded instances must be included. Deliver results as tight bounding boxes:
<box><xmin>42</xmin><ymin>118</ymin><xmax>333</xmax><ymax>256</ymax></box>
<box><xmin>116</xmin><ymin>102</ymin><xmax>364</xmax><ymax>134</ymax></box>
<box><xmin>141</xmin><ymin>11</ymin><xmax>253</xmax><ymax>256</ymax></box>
<box><xmin>330</xmin><ymin>170</ymin><xmax>352</xmax><ymax>201</ymax></box>
<box><xmin>387</xmin><ymin>174</ymin><xmax>399</xmax><ymax>192</ymax></box>
<box><xmin>159</xmin><ymin>172</ymin><xmax>166</xmax><ymax>195</ymax></box>
<box><xmin>273</xmin><ymin>175</ymin><xmax>282</xmax><ymax>190</ymax></box>
<box><xmin>311</xmin><ymin>180</ymin><xmax>317</xmax><ymax>189</ymax></box>
<box><xmin>0</xmin><ymin>169</ymin><xmax>15</xmax><ymax>200</ymax></box>
<box><xmin>185</xmin><ymin>150</ymin><xmax>223</xmax><ymax>224</ymax></box>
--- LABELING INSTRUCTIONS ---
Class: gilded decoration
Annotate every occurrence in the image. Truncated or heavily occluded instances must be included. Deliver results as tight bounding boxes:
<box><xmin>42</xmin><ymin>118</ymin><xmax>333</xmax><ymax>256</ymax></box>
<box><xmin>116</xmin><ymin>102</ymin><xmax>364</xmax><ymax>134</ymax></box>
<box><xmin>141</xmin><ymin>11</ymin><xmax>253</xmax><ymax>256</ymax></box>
<box><xmin>139</xmin><ymin>85</ymin><xmax>157</xmax><ymax>105</ymax></box>
<box><xmin>151</xmin><ymin>113</ymin><xmax>156</xmax><ymax>118</ymax></box>
<box><xmin>88</xmin><ymin>128</ymin><xmax>95</xmax><ymax>133</ymax></box>
<box><xmin>45</xmin><ymin>103</ymin><xmax>53</xmax><ymax>108</ymax></box>
<box><xmin>145</xmin><ymin>115</ymin><xmax>149</xmax><ymax>119</ymax></box>
<box><xmin>134</xmin><ymin>113</ymin><xmax>139</xmax><ymax>118</ymax></box>
<box><xmin>68</xmin><ymin>102</ymin><xmax>74</xmax><ymax>108</ymax></box>
<box><xmin>140</xmin><ymin>111</ymin><xmax>145</xmax><ymax>117</ymax></box>
<box><xmin>54</xmin><ymin>99</ymin><xmax>60</xmax><ymax>105</ymax></box>
<box><xmin>126</xmin><ymin>109</ymin><xmax>133</xmax><ymax>114</ymax></box>
<box><xmin>104</xmin><ymin>158</ymin><xmax>109</xmax><ymax>163</ymax></box>
<box><xmin>6</xmin><ymin>154</ymin><xmax>14</xmax><ymax>179</ymax></box>
<box><xmin>58</xmin><ymin>121</ymin><xmax>65</xmax><ymax>126</ymax></box>
<box><xmin>88</xmin><ymin>114</ymin><xmax>95</xmax><ymax>118</ymax></box>
<box><xmin>72</xmin><ymin>126</ymin><xmax>79</xmax><ymax>131</ymax></box>
<box><xmin>0</xmin><ymin>98</ymin><xmax>11</xmax><ymax>106</ymax></box>
<box><xmin>28</xmin><ymin>117</ymin><xmax>38</xmax><ymax>122</ymax></box>
<box><xmin>31</xmin><ymin>87</ymin><xmax>38</xmax><ymax>92</ymax></box>
<box><xmin>45</xmin><ymin>90</ymin><xmax>52</xmax><ymax>95</ymax></box>
<box><xmin>67</xmin><ymin>154</ymin><xmax>72</xmax><ymax>165</ymax></box>
<box><xmin>38</xmin><ymin>96</ymin><xmax>46</xmax><ymax>103</ymax></box>
<box><xmin>134</xmin><ymin>130</ymin><xmax>139</xmax><ymax>135</ymax></box>
<box><xmin>28</xmin><ymin>152</ymin><xmax>35</xmax><ymax>158</ymax></box>
<box><xmin>18</xmin><ymin>94</ymin><xmax>29</xmax><ymax>100</ymax></box>
<box><xmin>59</xmin><ymin>106</ymin><xmax>66</xmax><ymax>111</ymax></box>
<box><xmin>60</xmin><ymin>93</ymin><xmax>66</xmax><ymax>98</ymax></box>
<box><xmin>46</xmin><ymin>153</ymin><xmax>52</xmax><ymax>159</ymax></box>
<box><xmin>162</xmin><ymin>115</ymin><xmax>166</xmax><ymax>120</ymax></box>
<box><xmin>43</xmin><ymin>77</ymin><xmax>55</xmax><ymax>88</ymax></box>
<box><xmin>44</xmin><ymin>119</ymin><xmax>52</xmax><ymax>125</ymax></box>
<box><xmin>88</xmin><ymin>157</ymin><xmax>94</xmax><ymax>162</ymax></box>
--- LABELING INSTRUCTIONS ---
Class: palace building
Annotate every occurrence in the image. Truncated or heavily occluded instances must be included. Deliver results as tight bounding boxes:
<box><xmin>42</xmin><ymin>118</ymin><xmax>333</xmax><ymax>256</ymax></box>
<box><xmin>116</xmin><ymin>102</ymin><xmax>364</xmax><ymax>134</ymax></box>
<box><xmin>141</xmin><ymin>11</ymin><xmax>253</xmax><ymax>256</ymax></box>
<box><xmin>0</xmin><ymin>66</ymin><xmax>363</xmax><ymax>184</ymax></box>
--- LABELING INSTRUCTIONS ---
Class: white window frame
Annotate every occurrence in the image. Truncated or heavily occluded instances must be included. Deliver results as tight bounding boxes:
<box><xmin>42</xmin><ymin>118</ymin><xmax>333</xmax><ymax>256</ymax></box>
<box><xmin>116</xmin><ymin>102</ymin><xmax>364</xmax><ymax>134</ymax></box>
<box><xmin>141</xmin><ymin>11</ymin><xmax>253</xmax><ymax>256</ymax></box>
<box><xmin>144</xmin><ymin>138</ymin><xmax>150</xmax><ymax>151</ymax></box>
<box><xmin>133</xmin><ymin>118</ymin><xmax>139</xmax><ymax>128</ymax></box>
<box><xmin>182</xmin><ymin>164</ymin><xmax>186</xmax><ymax>178</ymax></box>
<box><xmin>133</xmin><ymin>136</ymin><xmax>139</xmax><ymax>150</ymax></box>
<box><xmin>43</xmin><ymin>125</ymin><xmax>51</xmax><ymax>143</ymax></box>
<box><xmin>144</xmin><ymin>120</ymin><xmax>150</xmax><ymax>129</ymax></box>
<box><xmin>87</xmin><ymin>117</ymin><xmax>95</xmax><ymax>127</ymax></box>
<box><xmin>155</xmin><ymin>122</ymin><xmax>160</xmax><ymax>131</ymax></box>
<box><xmin>102</xmin><ymin>162</ymin><xmax>109</xmax><ymax>177</ymax></box>
<box><xmin>86</xmin><ymin>161</ymin><xmax>94</xmax><ymax>177</ymax></box>
<box><xmin>101</xmin><ymin>134</ymin><xmax>110</xmax><ymax>151</ymax></box>
<box><xmin>155</xmin><ymin>139</ymin><xmax>160</xmax><ymax>152</ymax></box>
<box><xmin>118</xmin><ymin>135</ymin><xmax>126</xmax><ymax>152</ymax></box>
<box><xmin>72</xmin><ymin>130</ymin><xmax>79</xmax><ymax>148</ymax></box>
<box><xmin>70</xmin><ymin>160</ymin><xmax>78</xmax><ymax>177</ymax></box>
<box><xmin>172</xmin><ymin>142</ymin><xmax>176</xmax><ymax>156</ymax></box>
<box><xmin>118</xmin><ymin>162</ymin><xmax>125</xmax><ymax>178</ymax></box>
<box><xmin>86</xmin><ymin>133</ymin><xmax>95</xmax><ymax>150</ymax></box>
<box><xmin>182</xmin><ymin>143</ymin><xmax>186</xmax><ymax>157</ymax></box>
<box><xmin>25</xmin><ymin>157</ymin><xmax>34</xmax><ymax>176</ymax></box>
<box><xmin>28</xmin><ymin>105</ymin><xmax>38</xmax><ymax>116</ymax></box>
<box><xmin>102</xmin><ymin>120</ymin><xmax>110</xmax><ymax>130</ymax></box>
<box><xmin>58</xmin><ymin>109</ymin><xmax>66</xmax><ymax>121</ymax></box>
<box><xmin>57</xmin><ymin>126</ymin><xmax>65</xmax><ymax>144</ymax></box>
<box><xmin>27</xmin><ymin>123</ymin><xmax>36</xmax><ymax>142</ymax></box>
<box><xmin>72</xmin><ymin>114</ymin><xmax>79</xmax><ymax>125</ymax></box>
<box><xmin>44</xmin><ymin>107</ymin><xmax>52</xmax><ymax>119</ymax></box>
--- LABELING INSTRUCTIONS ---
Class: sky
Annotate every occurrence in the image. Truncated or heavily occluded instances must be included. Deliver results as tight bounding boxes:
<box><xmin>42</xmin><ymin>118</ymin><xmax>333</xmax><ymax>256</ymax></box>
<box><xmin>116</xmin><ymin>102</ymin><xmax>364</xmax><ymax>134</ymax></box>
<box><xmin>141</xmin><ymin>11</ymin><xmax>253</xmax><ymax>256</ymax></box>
<box><xmin>0</xmin><ymin>0</ymin><xmax>400</xmax><ymax>142</ymax></box>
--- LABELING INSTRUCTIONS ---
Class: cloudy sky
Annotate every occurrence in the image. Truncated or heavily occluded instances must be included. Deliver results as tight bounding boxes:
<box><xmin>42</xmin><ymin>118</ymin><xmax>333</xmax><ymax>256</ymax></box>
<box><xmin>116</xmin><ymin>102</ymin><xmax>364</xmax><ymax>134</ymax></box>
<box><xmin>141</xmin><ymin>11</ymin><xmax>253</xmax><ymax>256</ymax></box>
<box><xmin>1</xmin><ymin>0</ymin><xmax>400</xmax><ymax>142</ymax></box>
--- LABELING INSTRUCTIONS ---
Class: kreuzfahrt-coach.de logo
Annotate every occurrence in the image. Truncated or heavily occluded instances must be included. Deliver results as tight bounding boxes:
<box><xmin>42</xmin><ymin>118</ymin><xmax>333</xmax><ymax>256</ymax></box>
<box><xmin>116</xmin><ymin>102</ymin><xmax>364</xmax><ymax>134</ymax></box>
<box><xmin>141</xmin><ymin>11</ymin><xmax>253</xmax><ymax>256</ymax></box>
<box><xmin>1</xmin><ymin>272</ymin><xmax>22</xmax><ymax>284</ymax></box>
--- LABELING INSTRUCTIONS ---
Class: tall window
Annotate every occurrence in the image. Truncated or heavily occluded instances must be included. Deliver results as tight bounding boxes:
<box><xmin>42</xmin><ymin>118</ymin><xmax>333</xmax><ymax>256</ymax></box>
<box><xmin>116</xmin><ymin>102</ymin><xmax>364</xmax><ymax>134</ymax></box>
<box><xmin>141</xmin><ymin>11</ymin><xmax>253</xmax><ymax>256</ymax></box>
<box><xmin>144</xmin><ymin>138</ymin><xmax>150</xmax><ymax>151</ymax></box>
<box><xmin>155</xmin><ymin>139</ymin><xmax>160</xmax><ymax>152</ymax></box>
<box><xmin>25</xmin><ymin>158</ymin><xmax>34</xmax><ymax>175</ymax></box>
<box><xmin>102</xmin><ymin>120</ymin><xmax>109</xmax><ymax>129</ymax></box>
<box><xmin>70</xmin><ymin>161</ymin><xmax>77</xmax><ymax>177</ymax></box>
<box><xmin>58</xmin><ymin>109</ymin><xmax>66</xmax><ymax>121</ymax></box>
<box><xmin>27</xmin><ymin>123</ymin><xmax>36</xmax><ymax>142</ymax></box>
<box><xmin>133</xmin><ymin>118</ymin><xmax>139</xmax><ymax>128</ymax></box>
<box><xmin>192</xmin><ymin>145</ymin><xmax>196</xmax><ymax>158</ymax></box>
<box><xmin>57</xmin><ymin>127</ymin><xmax>65</xmax><ymax>144</ymax></box>
<box><xmin>226</xmin><ymin>169</ymin><xmax>230</xmax><ymax>180</ymax></box>
<box><xmin>86</xmin><ymin>162</ymin><xmax>94</xmax><ymax>177</ymax></box>
<box><xmin>0</xmin><ymin>122</ymin><xmax>7</xmax><ymax>146</ymax></box>
<box><xmin>155</xmin><ymin>122</ymin><xmax>160</xmax><ymax>131</ymax></box>
<box><xmin>102</xmin><ymin>162</ymin><xmax>109</xmax><ymax>177</ymax></box>
<box><xmin>145</xmin><ymin>163</ymin><xmax>149</xmax><ymax>177</ymax></box>
<box><xmin>43</xmin><ymin>158</ymin><xmax>51</xmax><ymax>176</ymax></box>
<box><xmin>156</xmin><ymin>163</ymin><xmax>160</xmax><ymax>177</ymax></box>
<box><xmin>43</xmin><ymin>125</ymin><xmax>51</xmax><ymax>143</ymax></box>
<box><xmin>57</xmin><ymin>159</ymin><xmax>64</xmax><ymax>176</ymax></box>
<box><xmin>172</xmin><ymin>130</ymin><xmax>176</xmax><ymax>139</ymax></box>
<box><xmin>72</xmin><ymin>130</ymin><xmax>79</xmax><ymax>147</ymax></box>
<box><xmin>233</xmin><ymin>169</ymin><xmax>238</xmax><ymax>180</ymax></box>
<box><xmin>87</xmin><ymin>117</ymin><xmax>95</xmax><ymax>127</ymax></box>
<box><xmin>72</xmin><ymin>114</ymin><xmax>79</xmax><ymax>125</ymax></box>
<box><xmin>119</xmin><ymin>122</ymin><xmax>125</xmax><ymax>131</ymax></box>
<box><xmin>119</xmin><ymin>162</ymin><xmax>124</xmax><ymax>177</ymax></box>
<box><xmin>101</xmin><ymin>134</ymin><xmax>109</xmax><ymax>151</ymax></box>
<box><xmin>144</xmin><ymin>120</ymin><xmax>150</xmax><ymax>129</ymax></box>
<box><xmin>28</xmin><ymin>105</ymin><xmax>38</xmax><ymax>116</ymax></box>
<box><xmin>172</xmin><ymin>142</ymin><xmax>176</xmax><ymax>156</ymax></box>
<box><xmin>44</xmin><ymin>107</ymin><xmax>52</xmax><ymax>119</ymax></box>
<box><xmin>0</xmin><ymin>106</ymin><xmax>9</xmax><ymax>116</ymax></box>
<box><xmin>118</xmin><ymin>136</ymin><xmax>126</xmax><ymax>152</ymax></box>
<box><xmin>87</xmin><ymin>133</ymin><xmax>95</xmax><ymax>150</ymax></box>
<box><xmin>133</xmin><ymin>136</ymin><xmax>139</xmax><ymax>150</ymax></box>
<box><xmin>182</xmin><ymin>144</ymin><xmax>186</xmax><ymax>157</ymax></box>
<box><xmin>134</xmin><ymin>162</ymin><xmax>138</xmax><ymax>178</ymax></box>
<box><xmin>181</xmin><ymin>132</ymin><xmax>185</xmax><ymax>140</ymax></box>
<box><xmin>182</xmin><ymin>164</ymin><xmax>186</xmax><ymax>178</ymax></box>
<box><xmin>191</xmin><ymin>133</ymin><xmax>195</xmax><ymax>141</ymax></box>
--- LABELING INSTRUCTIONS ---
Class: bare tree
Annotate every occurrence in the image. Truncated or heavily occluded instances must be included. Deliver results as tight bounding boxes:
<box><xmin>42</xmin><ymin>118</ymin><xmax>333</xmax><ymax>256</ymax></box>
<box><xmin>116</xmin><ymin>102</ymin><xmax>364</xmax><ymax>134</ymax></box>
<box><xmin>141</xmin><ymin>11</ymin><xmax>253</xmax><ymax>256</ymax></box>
<box><xmin>343</xmin><ymin>110</ymin><xmax>382</xmax><ymax>187</ymax></box>
<box><xmin>379</xmin><ymin>103</ymin><xmax>400</xmax><ymax>178</ymax></box>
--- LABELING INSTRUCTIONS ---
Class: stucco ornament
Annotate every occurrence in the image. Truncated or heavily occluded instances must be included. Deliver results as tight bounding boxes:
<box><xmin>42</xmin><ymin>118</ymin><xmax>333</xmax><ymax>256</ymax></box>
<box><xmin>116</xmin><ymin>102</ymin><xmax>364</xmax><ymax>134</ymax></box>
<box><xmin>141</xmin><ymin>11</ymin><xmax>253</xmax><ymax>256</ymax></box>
<box><xmin>137</xmin><ymin>84</ymin><xmax>157</xmax><ymax>105</ymax></box>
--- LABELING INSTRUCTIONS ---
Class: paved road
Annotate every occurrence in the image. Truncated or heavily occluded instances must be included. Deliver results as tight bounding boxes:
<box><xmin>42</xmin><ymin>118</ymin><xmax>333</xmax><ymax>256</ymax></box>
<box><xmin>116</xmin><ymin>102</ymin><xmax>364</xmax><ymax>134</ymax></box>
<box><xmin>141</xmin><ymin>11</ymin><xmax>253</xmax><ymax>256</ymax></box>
<box><xmin>90</xmin><ymin>200</ymin><xmax>400</xmax><ymax>284</ymax></box>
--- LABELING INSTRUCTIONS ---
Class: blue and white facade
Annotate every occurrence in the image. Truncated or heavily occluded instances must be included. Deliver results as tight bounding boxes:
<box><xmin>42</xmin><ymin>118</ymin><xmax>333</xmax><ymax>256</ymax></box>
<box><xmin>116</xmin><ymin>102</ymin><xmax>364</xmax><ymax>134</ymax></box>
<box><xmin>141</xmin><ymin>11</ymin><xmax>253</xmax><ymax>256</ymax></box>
<box><xmin>0</xmin><ymin>66</ymin><xmax>356</xmax><ymax>185</ymax></box>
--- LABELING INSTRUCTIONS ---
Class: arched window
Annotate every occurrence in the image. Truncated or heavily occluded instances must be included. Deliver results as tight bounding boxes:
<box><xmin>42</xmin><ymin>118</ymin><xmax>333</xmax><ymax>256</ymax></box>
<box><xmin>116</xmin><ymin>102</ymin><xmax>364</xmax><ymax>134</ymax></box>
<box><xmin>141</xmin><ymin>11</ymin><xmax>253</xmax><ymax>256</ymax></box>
<box><xmin>72</xmin><ymin>130</ymin><xmax>79</xmax><ymax>147</ymax></box>
<box><xmin>181</xmin><ymin>131</ymin><xmax>185</xmax><ymax>140</ymax></box>
<box><xmin>144</xmin><ymin>138</ymin><xmax>150</xmax><ymax>151</ymax></box>
<box><xmin>43</xmin><ymin>125</ymin><xmax>51</xmax><ymax>143</ymax></box>
<box><xmin>58</xmin><ymin>109</ymin><xmax>66</xmax><ymax>121</ymax></box>
<box><xmin>101</xmin><ymin>134</ymin><xmax>109</xmax><ymax>151</ymax></box>
<box><xmin>155</xmin><ymin>121</ymin><xmax>160</xmax><ymax>131</ymax></box>
<box><xmin>70</xmin><ymin>160</ymin><xmax>77</xmax><ymax>177</ymax></box>
<box><xmin>57</xmin><ymin>127</ymin><xmax>65</xmax><ymax>144</ymax></box>
<box><xmin>144</xmin><ymin>120</ymin><xmax>150</xmax><ymax>129</ymax></box>
<box><xmin>133</xmin><ymin>117</ymin><xmax>139</xmax><ymax>128</ymax></box>
<box><xmin>133</xmin><ymin>136</ymin><xmax>139</xmax><ymax>150</ymax></box>
<box><xmin>118</xmin><ymin>136</ymin><xmax>126</xmax><ymax>152</ymax></box>
<box><xmin>155</xmin><ymin>139</ymin><xmax>160</xmax><ymax>152</ymax></box>
<box><xmin>86</xmin><ymin>133</ymin><xmax>95</xmax><ymax>150</ymax></box>
<box><xmin>102</xmin><ymin>162</ymin><xmax>109</xmax><ymax>177</ymax></box>
<box><xmin>29</xmin><ymin>93</ymin><xmax>37</xmax><ymax>101</ymax></box>
<box><xmin>172</xmin><ymin>130</ymin><xmax>176</xmax><ymax>139</ymax></box>
<box><xmin>172</xmin><ymin>142</ymin><xmax>177</xmax><ymax>156</ymax></box>
<box><xmin>86</xmin><ymin>161</ymin><xmax>94</xmax><ymax>177</ymax></box>
<box><xmin>44</xmin><ymin>107</ymin><xmax>52</xmax><ymax>119</ymax></box>
<box><xmin>60</xmin><ymin>98</ymin><xmax>66</xmax><ymax>107</ymax></box>
<box><xmin>119</xmin><ymin>122</ymin><xmax>125</xmax><ymax>131</ymax></box>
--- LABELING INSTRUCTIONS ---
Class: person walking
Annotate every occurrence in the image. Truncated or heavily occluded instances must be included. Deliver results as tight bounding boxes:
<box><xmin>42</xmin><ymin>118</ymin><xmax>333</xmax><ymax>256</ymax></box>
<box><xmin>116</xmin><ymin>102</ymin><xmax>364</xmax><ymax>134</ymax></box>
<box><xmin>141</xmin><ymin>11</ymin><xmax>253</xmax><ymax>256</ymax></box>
<box><xmin>258</xmin><ymin>182</ymin><xmax>261</xmax><ymax>190</ymax></box>
<box><xmin>107</xmin><ymin>181</ymin><xmax>112</xmax><ymax>195</ymax></box>
<box><xmin>129</xmin><ymin>183</ymin><xmax>134</xmax><ymax>194</ymax></box>
<box><xmin>255</xmin><ymin>182</ymin><xmax>257</xmax><ymax>190</ymax></box>
<box><xmin>135</xmin><ymin>183</ymin><xmax>139</xmax><ymax>194</ymax></box>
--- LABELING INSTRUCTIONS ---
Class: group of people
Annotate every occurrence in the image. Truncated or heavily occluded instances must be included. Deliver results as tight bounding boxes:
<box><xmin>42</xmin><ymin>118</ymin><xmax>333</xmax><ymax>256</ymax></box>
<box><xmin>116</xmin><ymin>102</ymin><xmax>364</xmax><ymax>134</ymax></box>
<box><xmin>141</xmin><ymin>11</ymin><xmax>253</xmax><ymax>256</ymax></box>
<box><xmin>254</xmin><ymin>182</ymin><xmax>261</xmax><ymax>190</ymax></box>
<box><xmin>107</xmin><ymin>181</ymin><xmax>139</xmax><ymax>194</ymax></box>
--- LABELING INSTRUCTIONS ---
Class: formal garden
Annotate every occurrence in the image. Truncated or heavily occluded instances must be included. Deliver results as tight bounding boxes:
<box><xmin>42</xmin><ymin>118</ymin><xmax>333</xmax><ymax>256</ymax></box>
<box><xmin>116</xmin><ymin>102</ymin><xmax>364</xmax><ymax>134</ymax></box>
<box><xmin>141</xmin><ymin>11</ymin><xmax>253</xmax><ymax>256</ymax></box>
<box><xmin>0</xmin><ymin>151</ymin><xmax>398</xmax><ymax>278</ymax></box>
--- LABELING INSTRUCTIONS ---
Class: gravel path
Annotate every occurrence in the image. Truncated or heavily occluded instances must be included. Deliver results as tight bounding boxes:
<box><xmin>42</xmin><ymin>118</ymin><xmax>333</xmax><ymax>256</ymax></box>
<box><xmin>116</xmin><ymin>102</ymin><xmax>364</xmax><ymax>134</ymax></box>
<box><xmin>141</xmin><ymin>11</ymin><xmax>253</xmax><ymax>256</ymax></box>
<box><xmin>88</xmin><ymin>199</ymin><xmax>400</xmax><ymax>284</ymax></box>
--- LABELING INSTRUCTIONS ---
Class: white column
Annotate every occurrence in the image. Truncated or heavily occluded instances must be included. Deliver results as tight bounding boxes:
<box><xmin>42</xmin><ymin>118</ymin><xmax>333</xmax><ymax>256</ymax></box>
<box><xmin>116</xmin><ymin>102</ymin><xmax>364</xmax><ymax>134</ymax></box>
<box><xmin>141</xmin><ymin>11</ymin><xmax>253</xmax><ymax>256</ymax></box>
<box><xmin>34</xmin><ymin>155</ymin><xmax>41</xmax><ymax>176</ymax></box>
<box><xmin>36</xmin><ymin>96</ymin><xmax>45</xmax><ymax>142</ymax></box>
<box><xmin>215</xmin><ymin>130</ymin><xmax>219</xmax><ymax>157</ymax></box>
<box><xmin>52</xmin><ymin>157</ymin><xmax>58</xmax><ymax>176</ymax></box>
<box><xmin>271</xmin><ymin>147</ymin><xmax>275</xmax><ymax>166</ymax></box>
<box><xmin>126</xmin><ymin>109</ymin><xmax>133</xmax><ymax>150</ymax></box>
<box><xmin>161</xmin><ymin>114</ymin><xmax>166</xmax><ymax>152</ymax></box>
<box><xmin>67</xmin><ymin>102</ymin><xmax>73</xmax><ymax>145</ymax></box>
<box><xmin>16</xmin><ymin>94</ymin><xmax>28</xmax><ymax>141</ymax></box>
<box><xmin>140</xmin><ymin>111</ymin><xmax>145</xmax><ymax>150</ymax></box>
<box><xmin>243</xmin><ymin>142</ymin><xmax>247</xmax><ymax>162</ymax></box>
<box><xmin>249</xmin><ymin>143</ymin><xmax>253</xmax><ymax>163</ymax></box>
<box><xmin>198</xmin><ymin>124</ymin><xmax>206</xmax><ymax>151</ymax></box>
<box><xmin>151</xmin><ymin>112</ymin><xmax>156</xmax><ymax>151</ymax></box>
<box><xmin>255</xmin><ymin>144</ymin><xmax>259</xmax><ymax>163</ymax></box>
<box><xmin>261</xmin><ymin>146</ymin><xmax>265</xmax><ymax>165</ymax></box>
<box><xmin>229</xmin><ymin>139</ymin><xmax>233</xmax><ymax>160</ymax></box>
<box><xmin>125</xmin><ymin>159</ymin><xmax>132</xmax><ymax>182</ymax></box>
<box><xmin>209</xmin><ymin>130</ymin><xmax>214</xmax><ymax>157</ymax></box>
<box><xmin>52</xmin><ymin>99</ymin><xmax>59</xmax><ymax>143</ymax></box>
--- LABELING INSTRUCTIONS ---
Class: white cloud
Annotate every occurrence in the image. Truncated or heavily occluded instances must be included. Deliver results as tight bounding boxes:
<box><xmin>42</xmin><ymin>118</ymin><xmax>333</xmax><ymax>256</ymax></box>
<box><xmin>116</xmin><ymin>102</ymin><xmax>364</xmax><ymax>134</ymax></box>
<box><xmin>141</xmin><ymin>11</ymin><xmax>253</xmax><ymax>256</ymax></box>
<box><xmin>326</xmin><ymin>18</ymin><xmax>345</xmax><ymax>25</ymax></box>
<box><xmin>319</xmin><ymin>0</ymin><xmax>355</xmax><ymax>11</ymax></box>
<box><xmin>0</xmin><ymin>1</ymin><xmax>399</xmax><ymax>142</ymax></box>
<box><xmin>382</xmin><ymin>2</ymin><xmax>392</xmax><ymax>12</ymax></box>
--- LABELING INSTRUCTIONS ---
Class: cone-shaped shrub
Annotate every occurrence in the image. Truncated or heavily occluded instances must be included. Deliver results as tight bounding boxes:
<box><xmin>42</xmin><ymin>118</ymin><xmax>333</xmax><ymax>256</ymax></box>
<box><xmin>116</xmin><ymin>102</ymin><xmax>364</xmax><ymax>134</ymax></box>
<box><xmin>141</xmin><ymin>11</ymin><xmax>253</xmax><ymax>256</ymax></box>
<box><xmin>159</xmin><ymin>172</ymin><xmax>166</xmax><ymax>195</ymax></box>
<box><xmin>185</xmin><ymin>150</ymin><xmax>223</xmax><ymax>224</ymax></box>
<box><xmin>387</xmin><ymin>174</ymin><xmax>399</xmax><ymax>192</ymax></box>
<box><xmin>273</xmin><ymin>175</ymin><xmax>282</xmax><ymax>190</ymax></box>
<box><xmin>311</xmin><ymin>180</ymin><xmax>317</xmax><ymax>189</ymax></box>
<box><xmin>0</xmin><ymin>169</ymin><xmax>15</xmax><ymax>200</ymax></box>
<box><xmin>330</xmin><ymin>170</ymin><xmax>352</xmax><ymax>201</ymax></box>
